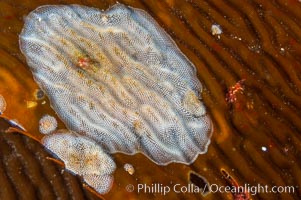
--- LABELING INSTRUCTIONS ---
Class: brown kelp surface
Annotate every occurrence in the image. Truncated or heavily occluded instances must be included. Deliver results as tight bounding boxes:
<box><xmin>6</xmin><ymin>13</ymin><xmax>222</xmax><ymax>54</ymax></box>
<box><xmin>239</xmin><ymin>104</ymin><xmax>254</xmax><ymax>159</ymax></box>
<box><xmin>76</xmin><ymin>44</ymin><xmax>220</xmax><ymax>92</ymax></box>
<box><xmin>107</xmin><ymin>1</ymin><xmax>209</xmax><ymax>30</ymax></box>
<box><xmin>0</xmin><ymin>0</ymin><xmax>301</xmax><ymax>199</ymax></box>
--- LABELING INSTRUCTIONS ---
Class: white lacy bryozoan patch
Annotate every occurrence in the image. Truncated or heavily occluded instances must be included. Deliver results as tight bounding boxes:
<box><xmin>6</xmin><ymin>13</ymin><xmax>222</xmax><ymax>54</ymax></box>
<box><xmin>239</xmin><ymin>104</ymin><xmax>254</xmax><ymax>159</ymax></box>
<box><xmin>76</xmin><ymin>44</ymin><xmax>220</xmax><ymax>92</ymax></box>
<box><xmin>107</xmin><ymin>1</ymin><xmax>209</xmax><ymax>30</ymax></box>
<box><xmin>0</xmin><ymin>94</ymin><xmax>6</xmax><ymax>114</ymax></box>
<box><xmin>42</xmin><ymin>132</ymin><xmax>116</xmax><ymax>194</ymax></box>
<box><xmin>20</xmin><ymin>3</ymin><xmax>213</xmax><ymax>194</ymax></box>
<box><xmin>39</xmin><ymin>114</ymin><xmax>58</xmax><ymax>134</ymax></box>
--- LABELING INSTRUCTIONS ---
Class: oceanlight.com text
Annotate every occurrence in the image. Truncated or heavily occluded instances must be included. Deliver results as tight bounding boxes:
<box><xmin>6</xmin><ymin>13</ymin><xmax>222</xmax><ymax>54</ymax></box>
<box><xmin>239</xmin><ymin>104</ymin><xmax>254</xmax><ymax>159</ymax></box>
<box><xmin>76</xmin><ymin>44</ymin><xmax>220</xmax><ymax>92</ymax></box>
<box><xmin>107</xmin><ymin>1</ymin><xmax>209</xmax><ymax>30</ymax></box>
<box><xmin>125</xmin><ymin>183</ymin><xmax>297</xmax><ymax>196</ymax></box>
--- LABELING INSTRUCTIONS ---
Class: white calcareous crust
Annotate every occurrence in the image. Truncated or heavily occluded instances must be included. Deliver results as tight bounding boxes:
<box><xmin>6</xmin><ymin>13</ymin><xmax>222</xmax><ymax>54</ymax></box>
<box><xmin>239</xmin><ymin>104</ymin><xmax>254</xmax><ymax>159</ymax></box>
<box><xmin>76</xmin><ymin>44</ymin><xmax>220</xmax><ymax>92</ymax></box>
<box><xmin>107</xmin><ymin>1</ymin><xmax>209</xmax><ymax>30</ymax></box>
<box><xmin>0</xmin><ymin>94</ymin><xmax>6</xmax><ymax>114</ymax></box>
<box><xmin>20</xmin><ymin>4</ymin><xmax>212</xmax><ymax>165</ymax></box>
<box><xmin>39</xmin><ymin>114</ymin><xmax>58</xmax><ymax>134</ymax></box>
<box><xmin>42</xmin><ymin>132</ymin><xmax>116</xmax><ymax>194</ymax></box>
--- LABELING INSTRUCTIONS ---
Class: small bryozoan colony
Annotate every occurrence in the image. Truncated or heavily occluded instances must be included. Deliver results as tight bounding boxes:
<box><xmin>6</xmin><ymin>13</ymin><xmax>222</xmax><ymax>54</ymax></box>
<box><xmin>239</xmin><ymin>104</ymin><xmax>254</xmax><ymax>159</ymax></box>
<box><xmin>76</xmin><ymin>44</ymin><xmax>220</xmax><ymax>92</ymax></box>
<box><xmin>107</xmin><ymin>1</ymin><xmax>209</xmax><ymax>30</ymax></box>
<box><xmin>19</xmin><ymin>3</ymin><xmax>213</xmax><ymax>194</ymax></box>
<box><xmin>0</xmin><ymin>94</ymin><xmax>6</xmax><ymax>114</ymax></box>
<box><xmin>39</xmin><ymin>114</ymin><xmax>58</xmax><ymax>134</ymax></box>
<box><xmin>42</xmin><ymin>132</ymin><xmax>116</xmax><ymax>194</ymax></box>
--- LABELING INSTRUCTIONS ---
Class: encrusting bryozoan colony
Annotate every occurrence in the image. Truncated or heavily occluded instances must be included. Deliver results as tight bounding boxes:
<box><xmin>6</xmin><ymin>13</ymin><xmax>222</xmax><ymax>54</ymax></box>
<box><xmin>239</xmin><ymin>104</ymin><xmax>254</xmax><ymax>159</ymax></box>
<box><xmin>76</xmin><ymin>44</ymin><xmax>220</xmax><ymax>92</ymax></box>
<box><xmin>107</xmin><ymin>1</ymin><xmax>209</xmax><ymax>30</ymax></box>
<box><xmin>42</xmin><ymin>131</ymin><xmax>116</xmax><ymax>194</ymax></box>
<box><xmin>124</xmin><ymin>163</ymin><xmax>135</xmax><ymax>175</ymax></box>
<box><xmin>19</xmin><ymin>3</ymin><xmax>213</xmax><ymax>194</ymax></box>
<box><xmin>0</xmin><ymin>94</ymin><xmax>6</xmax><ymax>114</ymax></box>
<box><xmin>39</xmin><ymin>114</ymin><xmax>58</xmax><ymax>134</ymax></box>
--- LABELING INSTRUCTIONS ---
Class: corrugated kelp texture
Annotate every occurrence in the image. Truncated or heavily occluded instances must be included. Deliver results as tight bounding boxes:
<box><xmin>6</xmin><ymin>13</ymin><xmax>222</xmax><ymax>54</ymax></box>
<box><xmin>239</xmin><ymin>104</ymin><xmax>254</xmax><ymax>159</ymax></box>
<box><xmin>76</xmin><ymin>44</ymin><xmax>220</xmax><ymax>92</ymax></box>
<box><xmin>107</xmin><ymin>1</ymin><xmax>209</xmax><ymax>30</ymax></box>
<box><xmin>0</xmin><ymin>0</ymin><xmax>300</xmax><ymax>199</ymax></box>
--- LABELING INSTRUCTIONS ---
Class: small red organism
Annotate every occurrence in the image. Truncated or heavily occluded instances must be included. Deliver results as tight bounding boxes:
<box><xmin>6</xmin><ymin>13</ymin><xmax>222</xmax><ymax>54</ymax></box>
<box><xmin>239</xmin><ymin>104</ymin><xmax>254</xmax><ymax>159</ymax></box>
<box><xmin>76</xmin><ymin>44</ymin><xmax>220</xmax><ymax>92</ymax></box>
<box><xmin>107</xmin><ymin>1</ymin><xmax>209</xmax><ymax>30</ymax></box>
<box><xmin>226</xmin><ymin>79</ymin><xmax>246</xmax><ymax>103</ymax></box>
<box><xmin>77</xmin><ymin>56</ymin><xmax>97</xmax><ymax>73</ymax></box>
<box><xmin>221</xmin><ymin>169</ymin><xmax>250</xmax><ymax>200</ymax></box>
<box><xmin>77</xmin><ymin>56</ymin><xmax>91</xmax><ymax>70</ymax></box>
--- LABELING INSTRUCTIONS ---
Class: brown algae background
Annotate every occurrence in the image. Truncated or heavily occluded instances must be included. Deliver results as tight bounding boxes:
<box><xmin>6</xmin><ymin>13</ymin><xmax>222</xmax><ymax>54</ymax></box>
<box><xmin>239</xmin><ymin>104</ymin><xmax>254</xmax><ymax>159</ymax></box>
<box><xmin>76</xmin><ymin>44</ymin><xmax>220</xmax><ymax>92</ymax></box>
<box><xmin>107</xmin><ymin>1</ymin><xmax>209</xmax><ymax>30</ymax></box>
<box><xmin>0</xmin><ymin>0</ymin><xmax>301</xmax><ymax>199</ymax></box>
